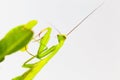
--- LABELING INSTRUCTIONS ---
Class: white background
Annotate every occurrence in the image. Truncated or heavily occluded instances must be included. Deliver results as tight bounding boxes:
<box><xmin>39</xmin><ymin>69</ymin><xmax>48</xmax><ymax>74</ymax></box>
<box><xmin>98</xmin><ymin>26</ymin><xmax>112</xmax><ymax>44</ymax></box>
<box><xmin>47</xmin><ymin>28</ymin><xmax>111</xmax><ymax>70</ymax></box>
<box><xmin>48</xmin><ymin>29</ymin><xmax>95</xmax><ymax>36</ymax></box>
<box><xmin>0</xmin><ymin>0</ymin><xmax>120</xmax><ymax>80</ymax></box>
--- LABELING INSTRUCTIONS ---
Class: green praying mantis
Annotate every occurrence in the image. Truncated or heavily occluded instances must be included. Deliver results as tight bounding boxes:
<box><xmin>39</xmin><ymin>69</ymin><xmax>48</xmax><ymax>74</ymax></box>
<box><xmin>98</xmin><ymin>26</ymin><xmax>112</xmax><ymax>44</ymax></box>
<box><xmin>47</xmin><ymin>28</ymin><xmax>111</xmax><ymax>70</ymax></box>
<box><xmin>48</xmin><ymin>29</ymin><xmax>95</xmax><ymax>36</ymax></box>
<box><xmin>11</xmin><ymin>3</ymin><xmax>103</xmax><ymax>80</ymax></box>
<box><xmin>0</xmin><ymin>20</ymin><xmax>37</xmax><ymax>62</ymax></box>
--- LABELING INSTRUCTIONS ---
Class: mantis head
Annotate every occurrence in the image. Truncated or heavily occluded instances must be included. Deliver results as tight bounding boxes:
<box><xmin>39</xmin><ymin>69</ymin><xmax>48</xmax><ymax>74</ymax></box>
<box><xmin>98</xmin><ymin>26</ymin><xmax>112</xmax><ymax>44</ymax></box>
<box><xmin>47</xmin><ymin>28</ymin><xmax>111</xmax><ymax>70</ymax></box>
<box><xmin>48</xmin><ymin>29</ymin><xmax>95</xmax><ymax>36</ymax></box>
<box><xmin>57</xmin><ymin>34</ymin><xmax>66</xmax><ymax>43</ymax></box>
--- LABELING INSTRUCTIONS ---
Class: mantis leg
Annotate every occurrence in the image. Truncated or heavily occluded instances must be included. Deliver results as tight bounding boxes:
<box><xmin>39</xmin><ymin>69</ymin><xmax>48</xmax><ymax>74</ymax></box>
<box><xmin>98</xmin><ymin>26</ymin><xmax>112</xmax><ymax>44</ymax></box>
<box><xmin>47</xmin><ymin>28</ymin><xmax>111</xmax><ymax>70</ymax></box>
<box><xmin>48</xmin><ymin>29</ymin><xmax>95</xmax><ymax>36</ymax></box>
<box><xmin>37</xmin><ymin>45</ymin><xmax>56</xmax><ymax>59</ymax></box>
<box><xmin>22</xmin><ymin>27</ymin><xmax>52</xmax><ymax>68</ymax></box>
<box><xmin>22</xmin><ymin>46</ymin><xmax>55</xmax><ymax>69</ymax></box>
<box><xmin>22</xmin><ymin>56</ymin><xmax>36</xmax><ymax>68</ymax></box>
<box><xmin>37</xmin><ymin>27</ymin><xmax>52</xmax><ymax>56</ymax></box>
<box><xmin>24</xmin><ymin>46</ymin><xmax>35</xmax><ymax>56</ymax></box>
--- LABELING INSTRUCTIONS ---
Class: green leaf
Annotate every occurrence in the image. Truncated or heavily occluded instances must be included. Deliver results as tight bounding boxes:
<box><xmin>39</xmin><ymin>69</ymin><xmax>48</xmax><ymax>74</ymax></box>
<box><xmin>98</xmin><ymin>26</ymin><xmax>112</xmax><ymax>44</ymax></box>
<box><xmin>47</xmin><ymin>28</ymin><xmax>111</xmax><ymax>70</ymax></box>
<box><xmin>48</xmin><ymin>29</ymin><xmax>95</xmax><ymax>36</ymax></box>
<box><xmin>0</xmin><ymin>20</ymin><xmax>37</xmax><ymax>62</ymax></box>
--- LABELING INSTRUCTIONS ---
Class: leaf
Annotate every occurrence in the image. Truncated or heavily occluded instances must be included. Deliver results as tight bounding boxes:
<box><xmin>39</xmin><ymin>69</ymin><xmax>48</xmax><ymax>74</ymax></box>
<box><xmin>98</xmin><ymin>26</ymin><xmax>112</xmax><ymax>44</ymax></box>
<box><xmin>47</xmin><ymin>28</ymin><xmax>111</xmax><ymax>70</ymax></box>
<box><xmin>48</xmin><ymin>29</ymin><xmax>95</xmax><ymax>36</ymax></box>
<box><xmin>0</xmin><ymin>20</ymin><xmax>37</xmax><ymax>62</ymax></box>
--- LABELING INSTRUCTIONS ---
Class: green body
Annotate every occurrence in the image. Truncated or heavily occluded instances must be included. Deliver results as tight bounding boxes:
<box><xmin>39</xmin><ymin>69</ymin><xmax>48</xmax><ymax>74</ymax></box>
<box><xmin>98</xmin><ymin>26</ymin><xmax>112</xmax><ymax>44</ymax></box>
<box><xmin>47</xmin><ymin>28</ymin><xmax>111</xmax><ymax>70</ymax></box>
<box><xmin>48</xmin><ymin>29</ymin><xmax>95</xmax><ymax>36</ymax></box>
<box><xmin>0</xmin><ymin>20</ymin><xmax>37</xmax><ymax>62</ymax></box>
<box><xmin>12</xmin><ymin>3</ymin><xmax>103</xmax><ymax>80</ymax></box>
<box><xmin>12</xmin><ymin>27</ymin><xmax>66</xmax><ymax>80</ymax></box>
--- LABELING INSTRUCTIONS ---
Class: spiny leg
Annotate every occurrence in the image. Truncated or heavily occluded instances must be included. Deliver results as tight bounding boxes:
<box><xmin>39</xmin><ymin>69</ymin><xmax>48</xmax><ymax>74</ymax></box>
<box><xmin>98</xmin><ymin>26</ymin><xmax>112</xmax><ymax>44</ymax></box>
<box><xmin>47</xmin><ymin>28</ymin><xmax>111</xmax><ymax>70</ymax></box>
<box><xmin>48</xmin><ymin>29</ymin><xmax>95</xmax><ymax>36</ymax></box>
<box><xmin>23</xmin><ymin>27</ymin><xmax>52</xmax><ymax>68</ymax></box>
<box><xmin>37</xmin><ymin>27</ymin><xmax>52</xmax><ymax>57</ymax></box>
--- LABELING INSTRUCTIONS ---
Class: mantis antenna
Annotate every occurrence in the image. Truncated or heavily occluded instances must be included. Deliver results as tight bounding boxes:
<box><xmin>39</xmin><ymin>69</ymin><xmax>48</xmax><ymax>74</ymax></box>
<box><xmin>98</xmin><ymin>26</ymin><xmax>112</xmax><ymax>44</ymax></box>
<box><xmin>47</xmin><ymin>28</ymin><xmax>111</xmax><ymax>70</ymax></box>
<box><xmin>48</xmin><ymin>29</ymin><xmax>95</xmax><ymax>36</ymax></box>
<box><xmin>67</xmin><ymin>2</ymin><xmax>104</xmax><ymax>36</ymax></box>
<box><xmin>53</xmin><ymin>26</ymin><xmax>61</xmax><ymax>34</ymax></box>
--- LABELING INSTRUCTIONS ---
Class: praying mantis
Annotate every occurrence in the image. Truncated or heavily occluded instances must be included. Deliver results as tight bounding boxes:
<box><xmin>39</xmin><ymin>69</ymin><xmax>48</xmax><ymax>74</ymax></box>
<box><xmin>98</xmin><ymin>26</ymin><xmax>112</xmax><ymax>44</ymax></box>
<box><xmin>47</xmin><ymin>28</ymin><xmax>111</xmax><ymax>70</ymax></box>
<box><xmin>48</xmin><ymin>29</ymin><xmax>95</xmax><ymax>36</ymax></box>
<box><xmin>0</xmin><ymin>20</ymin><xmax>37</xmax><ymax>62</ymax></box>
<box><xmin>12</xmin><ymin>3</ymin><xmax>103</xmax><ymax>80</ymax></box>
